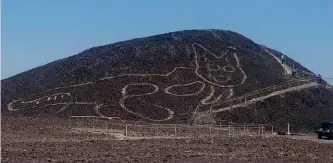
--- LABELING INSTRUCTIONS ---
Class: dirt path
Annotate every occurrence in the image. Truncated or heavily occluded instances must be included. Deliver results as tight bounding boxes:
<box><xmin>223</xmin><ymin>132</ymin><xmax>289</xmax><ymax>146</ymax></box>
<box><xmin>261</xmin><ymin>47</ymin><xmax>292</xmax><ymax>75</ymax></box>
<box><xmin>208</xmin><ymin>82</ymin><xmax>318</xmax><ymax>113</ymax></box>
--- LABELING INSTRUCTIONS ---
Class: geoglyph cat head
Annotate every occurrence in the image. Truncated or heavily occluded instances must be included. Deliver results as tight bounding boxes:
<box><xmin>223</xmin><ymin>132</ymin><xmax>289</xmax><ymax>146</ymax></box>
<box><xmin>193</xmin><ymin>43</ymin><xmax>247</xmax><ymax>87</ymax></box>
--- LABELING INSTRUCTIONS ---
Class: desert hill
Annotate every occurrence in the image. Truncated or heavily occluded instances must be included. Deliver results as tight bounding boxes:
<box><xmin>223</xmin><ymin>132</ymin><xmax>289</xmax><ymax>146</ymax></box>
<box><xmin>2</xmin><ymin>29</ymin><xmax>332</xmax><ymax>130</ymax></box>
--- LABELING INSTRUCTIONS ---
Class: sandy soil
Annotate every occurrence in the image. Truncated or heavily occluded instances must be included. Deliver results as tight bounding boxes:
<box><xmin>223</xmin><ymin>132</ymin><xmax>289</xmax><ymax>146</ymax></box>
<box><xmin>1</xmin><ymin>116</ymin><xmax>333</xmax><ymax>163</ymax></box>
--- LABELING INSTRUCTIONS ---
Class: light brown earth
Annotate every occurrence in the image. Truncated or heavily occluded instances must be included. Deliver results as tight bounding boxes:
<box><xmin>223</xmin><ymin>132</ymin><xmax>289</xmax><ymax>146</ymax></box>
<box><xmin>1</xmin><ymin>116</ymin><xmax>333</xmax><ymax>163</ymax></box>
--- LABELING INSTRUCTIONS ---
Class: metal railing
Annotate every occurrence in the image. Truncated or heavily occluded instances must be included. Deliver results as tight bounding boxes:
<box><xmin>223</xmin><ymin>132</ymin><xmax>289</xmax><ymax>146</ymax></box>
<box><xmin>69</xmin><ymin>116</ymin><xmax>273</xmax><ymax>138</ymax></box>
<box><xmin>70</xmin><ymin>116</ymin><xmax>128</xmax><ymax>136</ymax></box>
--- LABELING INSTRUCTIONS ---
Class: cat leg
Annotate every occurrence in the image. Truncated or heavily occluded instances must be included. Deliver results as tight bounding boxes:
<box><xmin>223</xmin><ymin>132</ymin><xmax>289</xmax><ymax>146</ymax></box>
<box><xmin>164</xmin><ymin>81</ymin><xmax>205</xmax><ymax>96</ymax></box>
<box><xmin>201</xmin><ymin>85</ymin><xmax>234</xmax><ymax>105</ymax></box>
<box><xmin>119</xmin><ymin>83</ymin><xmax>174</xmax><ymax>122</ymax></box>
<box><xmin>120</xmin><ymin>95</ymin><xmax>174</xmax><ymax>122</ymax></box>
<box><xmin>93</xmin><ymin>104</ymin><xmax>108</xmax><ymax>117</ymax></box>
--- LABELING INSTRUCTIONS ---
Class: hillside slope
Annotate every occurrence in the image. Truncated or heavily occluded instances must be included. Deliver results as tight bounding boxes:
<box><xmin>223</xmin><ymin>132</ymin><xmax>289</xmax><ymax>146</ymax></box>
<box><xmin>2</xmin><ymin>29</ymin><xmax>332</xmax><ymax>128</ymax></box>
<box><xmin>215</xmin><ymin>86</ymin><xmax>333</xmax><ymax>132</ymax></box>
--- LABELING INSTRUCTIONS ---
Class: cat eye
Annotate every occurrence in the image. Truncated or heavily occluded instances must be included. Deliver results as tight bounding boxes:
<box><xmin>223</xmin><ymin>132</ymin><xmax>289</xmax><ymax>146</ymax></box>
<box><xmin>222</xmin><ymin>66</ymin><xmax>235</xmax><ymax>72</ymax></box>
<box><xmin>207</xmin><ymin>64</ymin><xmax>219</xmax><ymax>71</ymax></box>
<box><xmin>198</xmin><ymin>56</ymin><xmax>207</xmax><ymax>62</ymax></box>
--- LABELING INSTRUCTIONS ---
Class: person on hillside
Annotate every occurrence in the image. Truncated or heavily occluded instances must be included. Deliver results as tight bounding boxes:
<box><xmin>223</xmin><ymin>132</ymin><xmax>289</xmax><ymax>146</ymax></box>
<box><xmin>318</xmin><ymin>74</ymin><xmax>322</xmax><ymax>84</ymax></box>
<box><xmin>281</xmin><ymin>54</ymin><xmax>285</xmax><ymax>64</ymax></box>
<box><xmin>292</xmin><ymin>66</ymin><xmax>296</xmax><ymax>77</ymax></box>
<box><xmin>312</xmin><ymin>74</ymin><xmax>317</xmax><ymax>81</ymax></box>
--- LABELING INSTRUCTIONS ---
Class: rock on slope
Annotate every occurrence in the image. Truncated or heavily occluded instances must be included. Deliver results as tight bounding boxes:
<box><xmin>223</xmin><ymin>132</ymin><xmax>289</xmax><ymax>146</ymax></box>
<box><xmin>2</xmin><ymin>29</ymin><xmax>332</xmax><ymax>129</ymax></box>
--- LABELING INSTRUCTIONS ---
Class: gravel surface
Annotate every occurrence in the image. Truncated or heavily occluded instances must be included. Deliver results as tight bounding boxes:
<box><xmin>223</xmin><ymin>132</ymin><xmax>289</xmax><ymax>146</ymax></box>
<box><xmin>2</xmin><ymin>116</ymin><xmax>333</xmax><ymax>163</ymax></box>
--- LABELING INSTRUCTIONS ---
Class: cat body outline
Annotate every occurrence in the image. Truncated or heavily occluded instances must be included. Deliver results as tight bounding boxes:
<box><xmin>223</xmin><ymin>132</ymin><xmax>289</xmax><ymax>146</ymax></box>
<box><xmin>7</xmin><ymin>43</ymin><xmax>247</xmax><ymax>122</ymax></box>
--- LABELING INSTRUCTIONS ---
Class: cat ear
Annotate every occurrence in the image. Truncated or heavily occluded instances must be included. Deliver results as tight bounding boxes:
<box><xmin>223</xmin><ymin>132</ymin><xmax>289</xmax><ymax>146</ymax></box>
<box><xmin>224</xmin><ymin>53</ymin><xmax>239</xmax><ymax>67</ymax></box>
<box><xmin>193</xmin><ymin>43</ymin><xmax>222</xmax><ymax>60</ymax></box>
<box><xmin>193</xmin><ymin>43</ymin><xmax>209</xmax><ymax>59</ymax></box>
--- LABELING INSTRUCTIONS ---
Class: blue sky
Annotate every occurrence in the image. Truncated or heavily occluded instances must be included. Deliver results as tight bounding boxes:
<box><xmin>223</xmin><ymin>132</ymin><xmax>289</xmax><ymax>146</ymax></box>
<box><xmin>2</xmin><ymin>0</ymin><xmax>333</xmax><ymax>83</ymax></box>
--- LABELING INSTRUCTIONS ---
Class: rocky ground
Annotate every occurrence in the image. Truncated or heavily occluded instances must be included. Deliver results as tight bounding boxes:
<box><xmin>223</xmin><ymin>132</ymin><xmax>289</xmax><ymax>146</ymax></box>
<box><xmin>1</xmin><ymin>116</ymin><xmax>333</xmax><ymax>163</ymax></box>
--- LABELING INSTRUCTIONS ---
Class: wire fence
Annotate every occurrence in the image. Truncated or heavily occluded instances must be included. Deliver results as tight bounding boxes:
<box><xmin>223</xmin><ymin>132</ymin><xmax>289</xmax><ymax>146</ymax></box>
<box><xmin>69</xmin><ymin>116</ymin><xmax>273</xmax><ymax>138</ymax></box>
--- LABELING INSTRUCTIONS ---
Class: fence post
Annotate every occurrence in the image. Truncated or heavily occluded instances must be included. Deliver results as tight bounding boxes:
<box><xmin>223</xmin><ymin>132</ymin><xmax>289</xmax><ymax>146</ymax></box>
<box><xmin>258</xmin><ymin>125</ymin><xmax>260</xmax><ymax>135</ymax></box>
<box><xmin>228</xmin><ymin>124</ymin><xmax>231</xmax><ymax>137</ymax></box>
<box><xmin>174</xmin><ymin>124</ymin><xmax>177</xmax><ymax>137</ymax></box>
<box><xmin>271</xmin><ymin>125</ymin><xmax>273</xmax><ymax>134</ymax></box>
<box><xmin>77</xmin><ymin>118</ymin><xmax>81</xmax><ymax>128</ymax></box>
<box><xmin>125</xmin><ymin>124</ymin><xmax>128</xmax><ymax>136</ymax></box>
<box><xmin>217</xmin><ymin>126</ymin><xmax>219</xmax><ymax>136</ymax></box>
<box><xmin>262</xmin><ymin>125</ymin><xmax>264</xmax><ymax>135</ymax></box>
<box><xmin>92</xmin><ymin>117</ymin><xmax>95</xmax><ymax>129</ymax></box>
<box><xmin>76</xmin><ymin>118</ymin><xmax>79</xmax><ymax>128</ymax></box>
<box><xmin>243</xmin><ymin>124</ymin><xmax>246</xmax><ymax>134</ymax></box>
<box><xmin>69</xmin><ymin>117</ymin><xmax>72</xmax><ymax>128</ymax></box>
<box><xmin>156</xmin><ymin>125</ymin><xmax>159</xmax><ymax>137</ymax></box>
<box><xmin>82</xmin><ymin>118</ymin><xmax>84</xmax><ymax>128</ymax></box>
